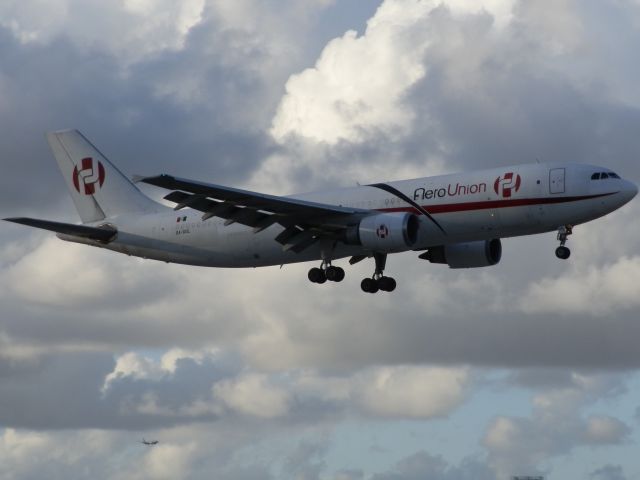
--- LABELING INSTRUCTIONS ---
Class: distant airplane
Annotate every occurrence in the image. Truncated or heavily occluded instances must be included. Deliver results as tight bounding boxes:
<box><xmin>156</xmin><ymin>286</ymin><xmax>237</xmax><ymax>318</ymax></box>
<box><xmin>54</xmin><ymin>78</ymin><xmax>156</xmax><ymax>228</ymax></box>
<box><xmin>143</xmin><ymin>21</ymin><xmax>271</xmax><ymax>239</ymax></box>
<box><xmin>4</xmin><ymin>129</ymin><xmax>637</xmax><ymax>292</ymax></box>
<box><xmin>141</xmin><ymin>438</ymin><xmax>159</xmax><ymax>446</ymax></box>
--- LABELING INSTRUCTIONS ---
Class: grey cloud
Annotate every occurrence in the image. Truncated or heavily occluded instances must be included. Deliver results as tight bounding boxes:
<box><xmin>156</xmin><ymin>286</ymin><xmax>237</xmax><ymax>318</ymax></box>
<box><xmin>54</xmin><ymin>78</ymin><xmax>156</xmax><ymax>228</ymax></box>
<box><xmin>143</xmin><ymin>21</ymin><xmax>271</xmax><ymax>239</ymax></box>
<box><xmin>0</xmin><ymin>31</ymin><xmax>274</xmax><ymax>215</ymax></box>
<box><xmin>3</xmin><ymin>226</ymin><xmax>640</xmax><ymax>370</ymax></box>
<box><xmin>0</xmin><ymin>344</ymin><xmax>469</xmax><ymax>430</ymax></box>
<box><xmin>404</xmin><ymin>4</ymin><xmax>640</xmax><ymax>178</ymax></box>
<box><xmin>0</xmin><ymin>0</ymin><xmax>639</xmax><ymax>477</ymax></box>
<box><xmin>282</xmin><ymin>439</ymin><xmax>327</xmax><ymax>480</ymax></box>
<box><xmin>0</xmin><ymin>345</ymin><xmax>238</xmax><ymax>430</ymax></box>
<box><xmin>268</xmin><ymin>0</ymin><xmax>640</xmax><ymax>194</ymax></box>
<box><xmin>482</xmin><ymin>375</ymin><xmax>631</xmax><ymax>478</ymax></box>
<box><xmin>1</xmin><ymin>0</ymin><xmax>378</xmax><ymax>216</ymax></box>
<box><xmin>371</xmin><ymin>451</ymin><xmax>493</xmax><ymax>480</ymax></box>
<box><xmin>590</xmin><ymin>464</ymin><xmax>628</xmax><ymax>480</ymax></box>
<box><xmin>333</xmin><ymin>471</ymin><xmax>365</xmax><ymax>480</ymax></box>
<box><xmin>0</xmin><ymin>351</ymin><xmax>115</xmax><ymax>430</ymax></box>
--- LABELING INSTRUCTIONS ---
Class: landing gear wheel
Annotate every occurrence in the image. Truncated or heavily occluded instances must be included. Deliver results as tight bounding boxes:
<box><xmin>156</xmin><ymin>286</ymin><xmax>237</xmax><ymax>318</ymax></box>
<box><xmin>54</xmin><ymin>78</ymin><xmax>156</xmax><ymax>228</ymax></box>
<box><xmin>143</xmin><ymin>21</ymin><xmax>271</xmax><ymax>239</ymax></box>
<box><xmin>308</xmin><ymin>267</ymin><xmax>326</xmax><ymax>283</ymax></box>
<box><xmin>555</xmin><ymin>246</ymin><xmax>571</xmax><ymax>260</ymax></box>
<box><xmin>361</xmin><ymin>278</ymin><xmax>379</xmax><ymax>293</ymax></box>
<box><xmin>555</xmin><ymin>225</ymin><xmax>573</xmax><ymax>260</ymax></box>
<box><xmin>377</xmin><ymin>276</ymin><xmax>397</xmax><ymax>292</ymax></box>
<box><xmin>361</xmin><ymin>253</ymin><xmax>397</xmax><ymax>293</ymax></box>
<box><xmin>326</xmin><ymin>266</ymin><xmax>345</xmax><ymax>282</ymax></box>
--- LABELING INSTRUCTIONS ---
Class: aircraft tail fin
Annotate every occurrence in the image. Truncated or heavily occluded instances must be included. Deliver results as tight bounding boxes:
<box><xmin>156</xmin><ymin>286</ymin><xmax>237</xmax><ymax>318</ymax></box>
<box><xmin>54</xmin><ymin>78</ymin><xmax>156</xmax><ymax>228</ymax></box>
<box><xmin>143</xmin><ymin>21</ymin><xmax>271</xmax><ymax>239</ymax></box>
<box><xmin>47</xmin><ymin>129</ymin><xmax>162</xmax><ymax>223</ymax></box>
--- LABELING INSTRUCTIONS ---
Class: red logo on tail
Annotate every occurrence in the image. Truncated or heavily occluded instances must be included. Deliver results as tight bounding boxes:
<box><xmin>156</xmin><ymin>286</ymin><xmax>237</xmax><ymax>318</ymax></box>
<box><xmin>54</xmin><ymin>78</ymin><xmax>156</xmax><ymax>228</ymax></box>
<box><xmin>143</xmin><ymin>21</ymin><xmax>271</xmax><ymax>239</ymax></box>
<box><xmin>493</xmin><ymin>172</ymin><xmax>521</xmax><ymax>198</ymax></box>
<box><xmin>72</xmin><ymin>157</ymin><xmax>105</xmax><ymax>195</ymax></box>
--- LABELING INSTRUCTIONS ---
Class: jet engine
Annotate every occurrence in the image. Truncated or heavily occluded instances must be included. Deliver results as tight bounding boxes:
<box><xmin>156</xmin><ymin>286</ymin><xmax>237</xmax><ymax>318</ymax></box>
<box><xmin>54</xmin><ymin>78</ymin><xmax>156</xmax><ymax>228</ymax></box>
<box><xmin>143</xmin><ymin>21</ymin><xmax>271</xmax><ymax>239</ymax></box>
<box><xmin>421</xmin><ymin>239</ymin><xmax>502</xmax><ymax>268</ymax></box>
<box><xmin>345</xmin><ymin>212</ymin><xmax>419</xmax><ymax>252</ymax></box>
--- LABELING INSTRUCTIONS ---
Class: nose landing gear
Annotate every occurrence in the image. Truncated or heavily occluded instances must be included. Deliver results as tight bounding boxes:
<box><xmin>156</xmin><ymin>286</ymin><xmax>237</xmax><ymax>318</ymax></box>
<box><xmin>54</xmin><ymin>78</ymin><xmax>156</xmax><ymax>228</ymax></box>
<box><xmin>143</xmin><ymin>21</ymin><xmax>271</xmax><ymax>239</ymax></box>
<box><xmin>361</xmin><ymin>253</ymin><xmax>397</xmax><ymax>293</ymax></box>
<box><xmin>555</xmin><ymin>225</ymin><xmax>573</xmax><ymax>260</ymax></box>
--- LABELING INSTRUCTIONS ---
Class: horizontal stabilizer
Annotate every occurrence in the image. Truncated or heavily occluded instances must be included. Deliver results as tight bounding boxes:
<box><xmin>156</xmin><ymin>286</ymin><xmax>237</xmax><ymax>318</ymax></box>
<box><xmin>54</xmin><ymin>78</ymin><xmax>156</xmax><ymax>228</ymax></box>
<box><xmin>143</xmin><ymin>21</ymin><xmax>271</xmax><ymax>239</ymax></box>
<box><xmin>4</xmin><ymin>217</ymin><xmax>117</xmax><ymax>242</ymax></box>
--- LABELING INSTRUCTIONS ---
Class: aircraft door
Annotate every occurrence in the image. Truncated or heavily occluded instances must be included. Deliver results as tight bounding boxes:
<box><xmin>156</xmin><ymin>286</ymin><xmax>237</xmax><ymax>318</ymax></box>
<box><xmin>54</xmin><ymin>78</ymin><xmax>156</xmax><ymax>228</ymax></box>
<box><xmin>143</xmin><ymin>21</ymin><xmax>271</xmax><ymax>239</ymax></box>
<box><xmin>549</xmin><ymin>168</ymin><xmax>565</xmax><ymax>194</ymax></box>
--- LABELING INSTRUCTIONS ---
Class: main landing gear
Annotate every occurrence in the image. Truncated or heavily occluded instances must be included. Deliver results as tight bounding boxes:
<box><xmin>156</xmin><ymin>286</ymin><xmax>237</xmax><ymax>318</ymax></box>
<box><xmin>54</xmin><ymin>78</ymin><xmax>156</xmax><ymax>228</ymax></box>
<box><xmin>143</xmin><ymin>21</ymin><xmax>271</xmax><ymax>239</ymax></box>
<box><xmin>308</xmin><ymin>261</ymin><xmax>345</xmax><ymax>284</ymax></box>
<box><xmin>555</xmin><ymin>225</ymin><xmax>573</xmax><ymax>260</ymax></box>
<box><xmin>361</xmin><ymin>253</ymin><xmax>396</xmax><ymax>293</ymax></box>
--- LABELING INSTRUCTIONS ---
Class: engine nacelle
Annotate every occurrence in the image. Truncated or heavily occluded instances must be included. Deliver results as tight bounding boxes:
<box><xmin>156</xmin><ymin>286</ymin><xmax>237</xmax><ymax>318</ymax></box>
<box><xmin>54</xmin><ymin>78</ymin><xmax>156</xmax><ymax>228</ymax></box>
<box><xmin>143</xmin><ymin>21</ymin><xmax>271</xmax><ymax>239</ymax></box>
<box><xmin>422</xmin><ymin>239</ymin><xmax>502</xmax><ymax>268</ymax></box>
<box><xmin>346</xmin><ymin>213</ymin><xmax>419</xmax><ymax>252</ymax></box>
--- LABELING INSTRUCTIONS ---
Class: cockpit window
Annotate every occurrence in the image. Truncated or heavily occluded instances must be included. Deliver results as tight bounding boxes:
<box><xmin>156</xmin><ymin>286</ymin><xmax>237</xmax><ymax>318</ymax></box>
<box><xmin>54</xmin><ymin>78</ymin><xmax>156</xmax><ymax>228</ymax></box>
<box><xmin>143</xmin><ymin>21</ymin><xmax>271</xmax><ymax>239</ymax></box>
<box><xmin>591</xmin><ymin>171</ymin><xmax>620</xmax><ymax>180</ymax></box>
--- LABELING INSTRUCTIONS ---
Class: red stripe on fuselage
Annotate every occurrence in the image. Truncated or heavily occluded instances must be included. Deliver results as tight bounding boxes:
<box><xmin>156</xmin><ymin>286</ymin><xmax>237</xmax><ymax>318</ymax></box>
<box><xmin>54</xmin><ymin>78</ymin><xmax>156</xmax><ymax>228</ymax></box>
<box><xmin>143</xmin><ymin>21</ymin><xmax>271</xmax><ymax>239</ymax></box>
<box><xmin>380</xmin><ymin>192</ymin><xmax>615</xmax><ymax>215</ymax></box>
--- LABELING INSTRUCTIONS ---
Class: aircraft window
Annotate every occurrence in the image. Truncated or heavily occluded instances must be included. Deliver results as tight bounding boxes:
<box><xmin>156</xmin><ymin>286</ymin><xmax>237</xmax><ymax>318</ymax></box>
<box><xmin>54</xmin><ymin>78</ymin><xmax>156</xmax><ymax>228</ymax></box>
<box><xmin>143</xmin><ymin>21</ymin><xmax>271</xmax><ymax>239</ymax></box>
<box><xmin>591</xmin><ymin>173</ymin><xmax>600</xmax><ymax>180</ymax></box>
<box><xmin>609</xmin><ymin>172</ymin><xmax>621</xmax><ymax>179</ymax></box>
<box><xmin>601</xmin><ymin>172</ymin><xmax>609</xmax><ymax>179</ymax></box>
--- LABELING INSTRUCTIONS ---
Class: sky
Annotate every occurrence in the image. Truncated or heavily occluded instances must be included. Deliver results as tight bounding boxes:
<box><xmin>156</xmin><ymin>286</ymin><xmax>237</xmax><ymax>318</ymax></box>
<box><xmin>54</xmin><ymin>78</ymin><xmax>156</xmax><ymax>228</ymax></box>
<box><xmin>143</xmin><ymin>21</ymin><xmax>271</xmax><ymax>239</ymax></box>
<box><xmin>1</xmin><ymin>0</ymin><xmax>640</xmax><ymax>479</ymax></box>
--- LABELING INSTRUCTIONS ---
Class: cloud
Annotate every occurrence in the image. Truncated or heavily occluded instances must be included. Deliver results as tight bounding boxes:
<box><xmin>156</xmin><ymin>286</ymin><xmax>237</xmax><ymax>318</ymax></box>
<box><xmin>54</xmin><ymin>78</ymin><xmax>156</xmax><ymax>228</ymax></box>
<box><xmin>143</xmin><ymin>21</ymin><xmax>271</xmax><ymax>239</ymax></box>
<box><xmin>0</xmin><ymin>0</ymin><xmax>344</xmax><ymax>215</ymax></box>
<box><xmin>0</xmin><ymin>0</ymin><xmax>205</xmax><ymax>61</ymax></box>
<box><xmin>1</xmin><ymin>0</ymin><xmax>640</xmax><ymax>478</ymax></box>
<box><xmin>137</xmin><ymin>442</ymin><xmax>199</xmax><ymax>480</ymax></box>
<box><xmin>0</xmin><ymin>429</ymin><xmax>120</xmax><ymax>480</ymax></box>
<box><xmin>370</xmin><ymin>451</ymin><xmax>494</xmax><ymax>480</ymax></box>
<box><xmin>102</xmin><ymin>348</ymin><xmax>215</xmax><ymax>393</ymax></box>
<box><xmin>483</xmin><ymin>372</ymin><xmax>631</xmax><ymax>479</ymax></box>
<box><xmin>519</xmin><ymin>255</ymin><xmax>640</xmax><ymax>315</ymax></box>
<box><xmin>213</xmin><ymin>373</ymin><xmax>291</xmax><ymax>418</ymax></box>
<box><xmin>584</xmin><ymin>416</ymin><xmax>630</xmax><ymax>445</ymax></box>
<box><xmin>590</xmin><ymin>464</ymin><xmax>628</xmax><ymax>480</ymax></box>
<box><xmin>354</xmin><ymin>366</ymin><xmax>469</xmax><ymax>418</ymax></box>
<box><xmin>260</xmin><ymin>0</ymin><xmax>640</xmax><ymax>198</ymax></box>
<box><xmin>270</xmin><ymin>0</ymin><xmax>517</xmax><ymax>145</ymax></box>
<box><xmin>3</xmin><ymin>237</ymin><xmax>178</xmax><ymax>308</ymax></box>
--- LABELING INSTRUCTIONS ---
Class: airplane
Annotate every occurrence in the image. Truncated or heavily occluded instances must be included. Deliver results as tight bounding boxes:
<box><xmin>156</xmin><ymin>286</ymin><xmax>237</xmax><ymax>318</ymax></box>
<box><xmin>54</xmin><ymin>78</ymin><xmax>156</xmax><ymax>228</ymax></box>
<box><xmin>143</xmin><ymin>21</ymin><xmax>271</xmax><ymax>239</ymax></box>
<box><xmin>4</xmin><ymin>129</ymin><xmax>637</xmax><ymax>293</ymax></box>
<box><xmin>141</xmin><ymin>438</ymin><xmax>159</xmax><ymax>446</ymax></box>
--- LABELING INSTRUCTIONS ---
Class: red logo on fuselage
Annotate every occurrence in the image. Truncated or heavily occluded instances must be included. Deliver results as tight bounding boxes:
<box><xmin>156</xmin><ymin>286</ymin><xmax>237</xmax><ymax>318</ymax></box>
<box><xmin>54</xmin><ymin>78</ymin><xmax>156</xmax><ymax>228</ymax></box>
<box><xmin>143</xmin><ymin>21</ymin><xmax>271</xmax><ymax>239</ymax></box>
<box><xmin>72</xmin><ymin>157</ymin><xmax>105</xmax><ymax>195</ymax></box>
<box><xmin>493</xmin><ymin>172</ymin><xmax>521</xmax><ymax>198</ymax></box>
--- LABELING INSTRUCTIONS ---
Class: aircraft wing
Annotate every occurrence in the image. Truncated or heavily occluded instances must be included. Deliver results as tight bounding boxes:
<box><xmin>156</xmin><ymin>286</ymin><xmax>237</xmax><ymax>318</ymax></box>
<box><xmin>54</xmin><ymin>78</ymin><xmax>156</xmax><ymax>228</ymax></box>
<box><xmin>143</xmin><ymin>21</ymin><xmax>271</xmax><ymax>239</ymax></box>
<box><xmin>140</xmin><ymin>174</ymin><xmax>370</xmax><ymax>253</ymax></box>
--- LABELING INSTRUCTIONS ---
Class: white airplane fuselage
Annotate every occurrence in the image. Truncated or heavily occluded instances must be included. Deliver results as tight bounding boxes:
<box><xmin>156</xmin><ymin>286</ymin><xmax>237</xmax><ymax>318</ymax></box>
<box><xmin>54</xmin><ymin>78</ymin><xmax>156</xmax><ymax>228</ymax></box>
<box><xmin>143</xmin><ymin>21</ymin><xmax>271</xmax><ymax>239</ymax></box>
<box><xmin>61</xmin><ymin>162</ymin><xmax>637</xmax><ymax>268</ymax></box>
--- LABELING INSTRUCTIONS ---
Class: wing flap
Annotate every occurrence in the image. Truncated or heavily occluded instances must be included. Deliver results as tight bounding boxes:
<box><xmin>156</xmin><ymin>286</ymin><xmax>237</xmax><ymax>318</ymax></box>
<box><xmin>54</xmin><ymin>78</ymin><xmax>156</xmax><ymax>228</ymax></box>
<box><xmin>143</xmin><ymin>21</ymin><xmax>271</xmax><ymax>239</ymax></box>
<box><xmin>164</xmin><ymin>190</ymin><xmax>283</xmax><ymax>230</ymax></box>
<box><xmin>282</xmin><ymin>230</ymin><xmax>318</xmax><ymax>253</ymax></box>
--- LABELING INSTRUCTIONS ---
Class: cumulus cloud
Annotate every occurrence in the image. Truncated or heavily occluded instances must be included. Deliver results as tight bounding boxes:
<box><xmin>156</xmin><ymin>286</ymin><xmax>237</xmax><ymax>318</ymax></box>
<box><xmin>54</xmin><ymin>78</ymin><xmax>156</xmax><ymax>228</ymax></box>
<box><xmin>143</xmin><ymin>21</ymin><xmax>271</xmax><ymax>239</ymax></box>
<box><xmin>213</xmin><ymin>373</ymin><xmax>291</xmax><ymax>418</ymax></box>
<box><xmin>270</xmin><ymin>0</ymin><xmax>517</xmax><ymax>145</ymax></box>
<box><xmin>590</xmin><ymin>464</ymin><xmax>628</xmax><ymax>480</ymax></box>
<box><xmin>102</xmin><ymin>352</ymin><xmax>472</xmax><ymax>424</ymax></box>
<box><xmin>259</xmin><ymin>0</ymin><xmax>640</xmax><ymax>195</ymax></box>
<box><xmin>484</xmin><ymin>372</ymin><xmax>631</xmax><ymax>479</ymax></box>
<box><xmin>2</xmin><ymin>237</ymin><xmax>178</xmax><ymax>308</ymax></box>
<box><xmin>0</xmin><ymin>426</ymin><xmax>279</xmax><ymax>480</ymax></box>
<box><xmin>371</xmin><ymin>450</ymin><xmax>494</xmax><ymax>480</ymax></box>
<box><xmin>136</xmin><ymin>442</ymin><xmax>199</xmax><ymax>480</ymax></box>
<box><xmin>1</xmin><ymin>0</ymin><xmax>201</xmax><ymax>62</ymax></box>
<box><xmin>1</xmin><ymin>0</ymin><xmax>640</xmax><ymax>478</ymax></box>
<box><xmin>0</xmin><ymin>429</ymin><xmax>119</xmax><ymax>480</ymax></box>
<box><xmin>519</xmin><ymin>255</ymin><xmax>640</xmax><ymax>315</ymax></box>
<box><xmin>354</xmin><ymin>366</ymin><xmax>469</xmax><ymax>418</ymax></box>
